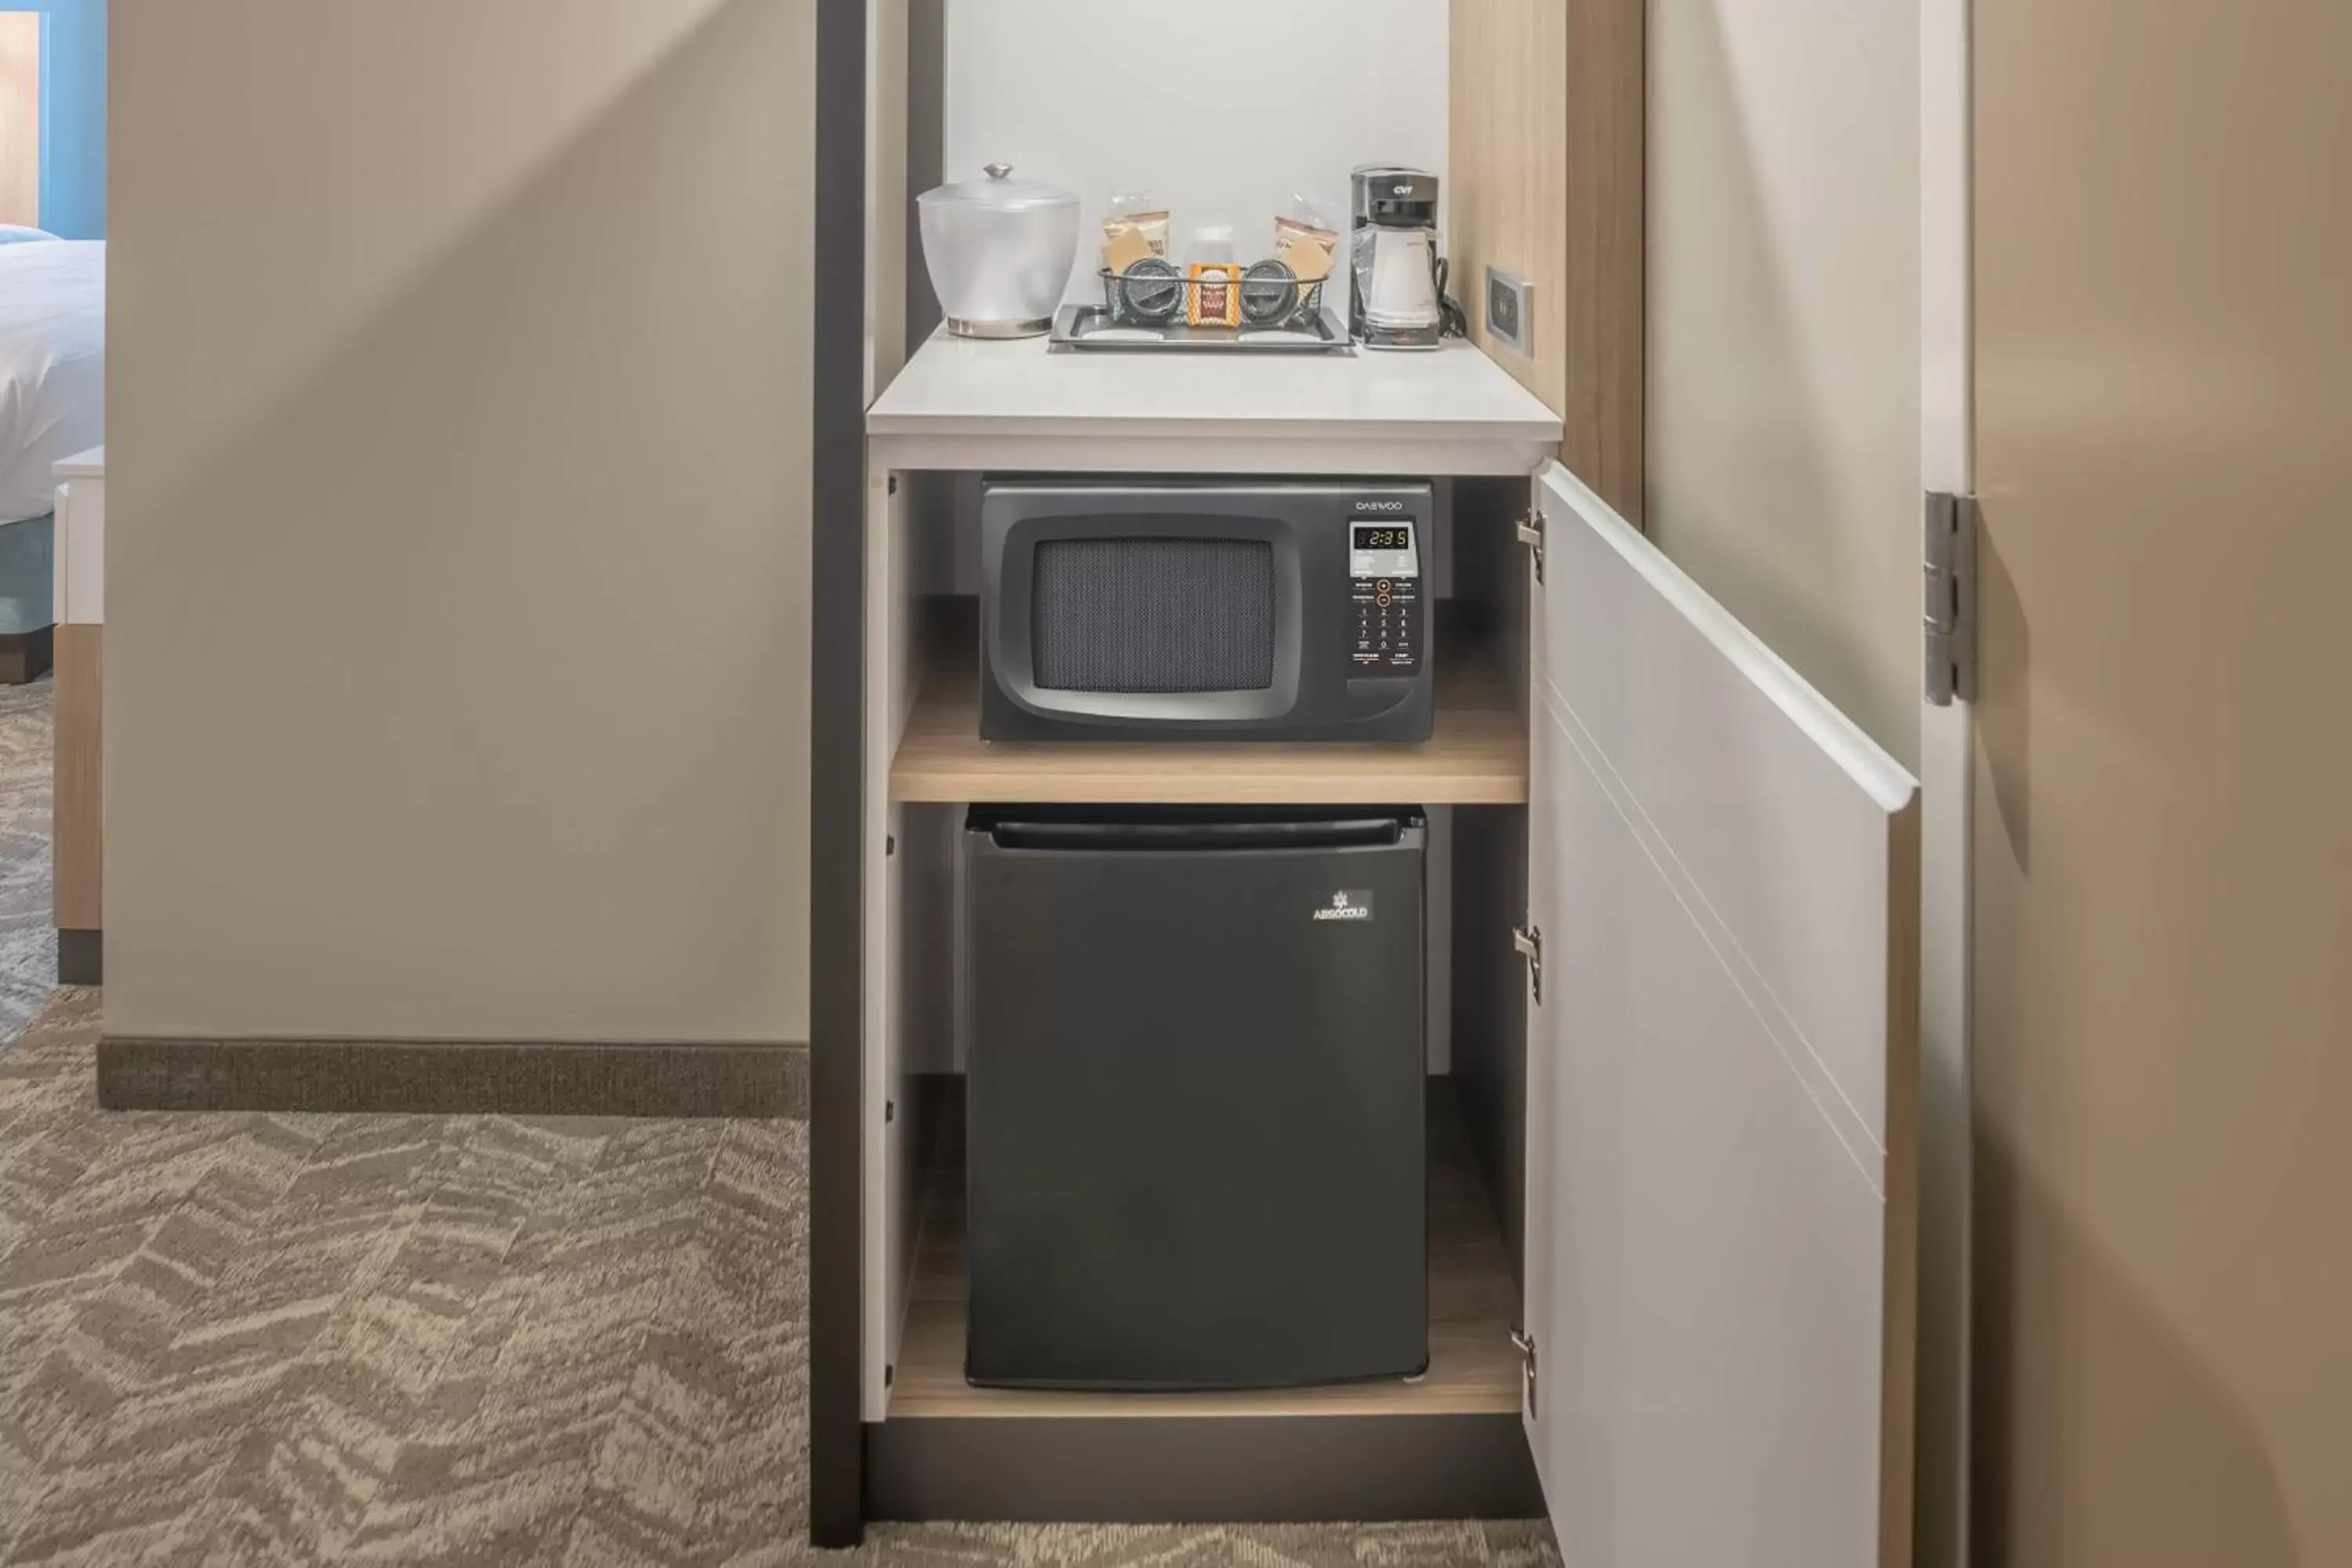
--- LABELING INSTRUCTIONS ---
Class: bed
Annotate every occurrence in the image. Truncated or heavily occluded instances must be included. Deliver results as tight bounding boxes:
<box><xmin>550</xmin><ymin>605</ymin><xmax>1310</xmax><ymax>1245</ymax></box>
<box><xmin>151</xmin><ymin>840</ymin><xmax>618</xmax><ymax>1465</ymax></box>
<box><xmin>0</xmin><ymin>235</ymin><xmax>104</xmax><ymax>681</ymax></box>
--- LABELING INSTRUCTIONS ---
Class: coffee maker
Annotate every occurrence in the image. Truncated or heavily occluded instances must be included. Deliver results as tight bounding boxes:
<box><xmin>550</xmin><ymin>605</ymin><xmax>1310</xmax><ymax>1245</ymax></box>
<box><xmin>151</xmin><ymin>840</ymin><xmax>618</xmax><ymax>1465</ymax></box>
<box><xmin>1350</xmin><ymin>165</ymin><xmax>1450</xmax><ymax>350</ymax></box>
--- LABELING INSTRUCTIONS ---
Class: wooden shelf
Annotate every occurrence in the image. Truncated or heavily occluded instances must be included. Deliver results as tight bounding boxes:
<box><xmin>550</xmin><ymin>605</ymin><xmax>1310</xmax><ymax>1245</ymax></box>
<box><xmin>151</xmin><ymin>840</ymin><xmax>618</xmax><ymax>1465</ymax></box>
<box><xmin>888</xmin><ymin>666</ymin><xmax>1528</xmax><ymax>806</ymax></box>
<box><xmin>888</xmin><ymin>1094</ymin><xmax>1524</xmax><ymax>1420</ymax></box>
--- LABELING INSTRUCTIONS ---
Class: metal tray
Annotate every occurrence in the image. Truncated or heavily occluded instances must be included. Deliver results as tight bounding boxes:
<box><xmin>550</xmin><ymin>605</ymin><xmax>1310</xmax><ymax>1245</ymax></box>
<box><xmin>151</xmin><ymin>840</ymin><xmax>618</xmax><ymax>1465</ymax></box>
<box><xmin>1049</xmin><ymin>303</ymin><xmax>1355</xmax><ymax>355</ymax></box>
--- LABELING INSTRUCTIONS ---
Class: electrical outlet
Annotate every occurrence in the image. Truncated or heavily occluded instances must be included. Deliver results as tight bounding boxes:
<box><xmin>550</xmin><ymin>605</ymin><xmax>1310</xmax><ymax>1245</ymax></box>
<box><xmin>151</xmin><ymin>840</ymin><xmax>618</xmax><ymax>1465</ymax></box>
<box><xmin>1485</xmin><ymin>267</ymin><xmax>1534</xmax><ymax>356</ymax></box>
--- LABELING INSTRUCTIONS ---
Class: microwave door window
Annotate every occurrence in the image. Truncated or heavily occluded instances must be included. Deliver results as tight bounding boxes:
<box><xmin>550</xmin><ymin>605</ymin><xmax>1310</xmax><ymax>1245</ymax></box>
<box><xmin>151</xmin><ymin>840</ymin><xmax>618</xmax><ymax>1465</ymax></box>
<box><xmin>1030</xmin><ymin>535</ymin><xmax>1279</xmax><ymax>695</ymax></box>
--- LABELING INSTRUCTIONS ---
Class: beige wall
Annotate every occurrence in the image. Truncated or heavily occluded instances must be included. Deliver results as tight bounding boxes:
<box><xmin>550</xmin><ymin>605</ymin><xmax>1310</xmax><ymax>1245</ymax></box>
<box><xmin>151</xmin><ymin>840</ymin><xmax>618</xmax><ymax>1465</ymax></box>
<box><xmin>1973</xmin><ymin>1</ymin><xmax>2352</xmax><ymax>1563</ymax></box>
<box><xmin>107</xmin><ymin>0</ymin><xmax>815</xmax><ymax>1042</ymax></box>
<box><xmin>1646</xmin><ymin>0</ymin><xmax>1921</xmax><ymax>768</ymax></box>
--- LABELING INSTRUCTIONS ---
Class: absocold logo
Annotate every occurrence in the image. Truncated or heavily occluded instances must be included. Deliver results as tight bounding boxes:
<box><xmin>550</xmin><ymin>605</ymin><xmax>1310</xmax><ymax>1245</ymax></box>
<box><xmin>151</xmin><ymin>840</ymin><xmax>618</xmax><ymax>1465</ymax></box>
<box><xmin>1313</xmin><ymin>890</ymin><xmax>1375</xmax><ymax>923</ymax></box>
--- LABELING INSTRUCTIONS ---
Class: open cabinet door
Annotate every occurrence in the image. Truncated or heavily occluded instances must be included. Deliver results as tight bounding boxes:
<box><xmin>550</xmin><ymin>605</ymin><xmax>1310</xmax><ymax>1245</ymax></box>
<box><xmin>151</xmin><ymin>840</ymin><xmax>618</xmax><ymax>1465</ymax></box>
<box><xmin>1522</xmin><ymin>462</ymin><xmax>1919</xmax><ymax>1566</ymax></box>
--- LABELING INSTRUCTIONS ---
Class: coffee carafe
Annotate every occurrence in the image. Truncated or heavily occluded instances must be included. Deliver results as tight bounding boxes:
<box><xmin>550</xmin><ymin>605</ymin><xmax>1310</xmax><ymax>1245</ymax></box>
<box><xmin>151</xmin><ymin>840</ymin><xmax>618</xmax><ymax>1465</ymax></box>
<box><xmin>1350</xmin><ymin>166</ymin><xmax>1447</xmax><ymax>350</ymax></box>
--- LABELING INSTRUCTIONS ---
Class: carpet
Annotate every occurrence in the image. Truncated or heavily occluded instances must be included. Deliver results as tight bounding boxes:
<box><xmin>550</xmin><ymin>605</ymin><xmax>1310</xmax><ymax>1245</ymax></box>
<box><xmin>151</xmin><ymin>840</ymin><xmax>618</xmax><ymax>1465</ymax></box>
<box><xmin>0</xmin><ymin>990</ymin><xmax>1560</xmax><ymax>1565</ymax></box>
<box><xmin>0</xmin><ymin>673</ymin><xmax>56</xmax><ymax>1044</ymax></box>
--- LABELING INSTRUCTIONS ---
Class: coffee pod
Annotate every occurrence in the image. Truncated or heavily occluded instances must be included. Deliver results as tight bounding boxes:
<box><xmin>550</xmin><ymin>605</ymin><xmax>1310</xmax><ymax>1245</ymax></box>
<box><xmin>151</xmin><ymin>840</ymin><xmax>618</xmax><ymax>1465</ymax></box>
<box><xmin>1118</xmin><ymin>256</ymin><xmax>1185</xmax><ymax>325</ymax></box>
<box><xmin>1240</xmin><ymin>258</ymin><xmax>1301</xmax><ymax>326</ymax></box>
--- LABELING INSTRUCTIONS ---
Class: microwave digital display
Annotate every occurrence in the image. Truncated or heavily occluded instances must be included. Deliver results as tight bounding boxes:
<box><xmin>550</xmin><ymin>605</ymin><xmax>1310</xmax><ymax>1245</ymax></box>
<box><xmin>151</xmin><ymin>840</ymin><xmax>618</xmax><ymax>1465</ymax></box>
<box><xmin>1348</xmin><ymin>521</ymin><xmax>1419</xmax><ymax>582</ymax></box>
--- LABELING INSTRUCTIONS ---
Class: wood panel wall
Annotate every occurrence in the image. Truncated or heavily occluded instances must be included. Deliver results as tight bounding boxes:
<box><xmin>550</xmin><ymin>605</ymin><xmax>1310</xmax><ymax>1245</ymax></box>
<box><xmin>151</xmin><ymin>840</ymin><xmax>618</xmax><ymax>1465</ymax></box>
<box><xmin>0</xmin><ymin>13</ymin><xmax>38</xmax><ymax>229</ymax></box>
<box><xmin>53</xmin><ymin>625</ymin><xmax>102</xmax><ymax>932</ymax></box>
<box><xmin>1448</xmin><ymin>0</ymin><xmax>1644</xmax><ymax>521</ymax></box>
<box><xmin>1450</xmin><ymin>1</ymin><xmax>1568</xmax><ymax>414</ymax></box>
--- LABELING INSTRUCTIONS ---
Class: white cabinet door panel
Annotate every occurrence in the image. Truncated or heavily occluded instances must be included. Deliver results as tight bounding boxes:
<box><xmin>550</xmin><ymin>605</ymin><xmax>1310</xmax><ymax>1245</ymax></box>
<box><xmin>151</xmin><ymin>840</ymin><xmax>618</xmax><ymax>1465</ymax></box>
<box><xmin>1525</xmin><ymin>462</ymin><xmax>1918</xmax><ymax>1568</ymax></box>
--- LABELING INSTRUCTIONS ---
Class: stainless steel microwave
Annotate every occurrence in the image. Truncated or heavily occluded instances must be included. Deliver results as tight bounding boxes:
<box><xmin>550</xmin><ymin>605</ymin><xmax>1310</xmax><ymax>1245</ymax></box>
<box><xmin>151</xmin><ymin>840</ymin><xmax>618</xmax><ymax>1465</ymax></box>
<box><xmin>978</xmin><ymin>480</ymin><xmax>1435</xmax><ymax>742</ymax></box>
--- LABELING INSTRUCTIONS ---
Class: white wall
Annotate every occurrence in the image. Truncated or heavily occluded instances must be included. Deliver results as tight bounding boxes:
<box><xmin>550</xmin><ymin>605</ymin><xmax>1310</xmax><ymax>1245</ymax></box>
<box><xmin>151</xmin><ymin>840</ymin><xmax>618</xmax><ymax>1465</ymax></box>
<box><xmin>942</xmin><ymin>0</ymin><xmax>1447</xmax><ymax>308</ymax></box>
<box><xmin>1647</xmin><ymin>0</ymin><xmax>1922</xmax><ymax>770</ymax></box>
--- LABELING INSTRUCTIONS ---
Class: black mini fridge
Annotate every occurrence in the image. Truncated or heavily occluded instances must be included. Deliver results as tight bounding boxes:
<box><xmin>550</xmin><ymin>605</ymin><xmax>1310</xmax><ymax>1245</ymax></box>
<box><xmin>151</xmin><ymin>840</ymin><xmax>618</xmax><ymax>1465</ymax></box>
<box><xmin>964</xmin><ymin>805</ymin><xmax>1428</xmax><ymax>1392</ymax></box>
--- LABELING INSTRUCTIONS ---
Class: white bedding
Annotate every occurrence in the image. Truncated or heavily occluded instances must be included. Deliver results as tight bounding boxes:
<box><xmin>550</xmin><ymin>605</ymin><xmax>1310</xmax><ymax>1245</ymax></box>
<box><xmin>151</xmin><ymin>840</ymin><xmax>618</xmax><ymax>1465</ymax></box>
<box><xmin>0</xmin><ymin>241</ymin><xmax>103</xmax><ymax>523</ymax></box>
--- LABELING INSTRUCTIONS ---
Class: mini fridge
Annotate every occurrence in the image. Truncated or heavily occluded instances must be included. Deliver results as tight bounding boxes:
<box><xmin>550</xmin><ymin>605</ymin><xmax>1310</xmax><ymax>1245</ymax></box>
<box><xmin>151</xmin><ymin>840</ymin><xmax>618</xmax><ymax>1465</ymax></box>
<box><xmin>964</xmin><ymin>805</ymin><xmax>1428</xmax><ymax>1392</ymax></box>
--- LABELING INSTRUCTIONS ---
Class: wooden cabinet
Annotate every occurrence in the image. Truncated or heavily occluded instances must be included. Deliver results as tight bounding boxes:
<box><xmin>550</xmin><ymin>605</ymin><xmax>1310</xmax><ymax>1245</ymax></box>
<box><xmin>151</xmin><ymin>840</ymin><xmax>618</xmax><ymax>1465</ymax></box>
<box><xmin>818</xmin><ymin>386</ymin><xmax>1918</xmax><ymax>1557</ymax></box>
<box><xmin>811</xmin><ymin>4</ymin><xmax>1904</xmax><ymax>1556</ymax></box>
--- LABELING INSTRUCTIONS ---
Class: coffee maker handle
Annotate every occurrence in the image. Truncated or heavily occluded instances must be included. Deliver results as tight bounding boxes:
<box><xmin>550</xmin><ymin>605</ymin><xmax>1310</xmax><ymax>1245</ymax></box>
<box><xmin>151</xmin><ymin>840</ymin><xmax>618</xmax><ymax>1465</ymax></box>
<box><xmin>1434</xmin><ymin>255</ymin><xmax>1469</xmax><ymax>340</ymax></box>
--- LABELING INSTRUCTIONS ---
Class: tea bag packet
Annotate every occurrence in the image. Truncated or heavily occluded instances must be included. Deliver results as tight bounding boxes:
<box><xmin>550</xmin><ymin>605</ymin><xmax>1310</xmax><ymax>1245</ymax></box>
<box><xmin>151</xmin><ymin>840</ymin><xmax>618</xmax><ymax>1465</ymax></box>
<box><xmin>1274</xmin><ymin>194</ymin><xmax>1341</xmax><ymax>285</ymax></box>
<box><xmin>1279</xmin><ymin>234</ymin><xmax>1337</xmax><ymax>285</ymax></box>
<box><xmin>1103</xmin><ymin>225</ymin><xmax>1156</xmax><ymax>277</ymax></box>
<box><xmin>1102</xmin><ymin>191</ymin><xmax>1170</xmax><ymax>270</ymax></box>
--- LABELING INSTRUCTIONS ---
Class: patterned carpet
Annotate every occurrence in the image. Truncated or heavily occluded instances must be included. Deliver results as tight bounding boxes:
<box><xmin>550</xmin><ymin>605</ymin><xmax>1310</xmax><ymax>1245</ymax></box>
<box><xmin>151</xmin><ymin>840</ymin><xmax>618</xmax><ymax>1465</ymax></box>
<box><xmin>0</xmin><ymin>993</ymin><xmax>1559</xmax><ymax>1565</ymax></box>
<box><xmin>0</xmin><ymin>668</ymin><xmax>1558</xmax><ymax>1564</ymax></box>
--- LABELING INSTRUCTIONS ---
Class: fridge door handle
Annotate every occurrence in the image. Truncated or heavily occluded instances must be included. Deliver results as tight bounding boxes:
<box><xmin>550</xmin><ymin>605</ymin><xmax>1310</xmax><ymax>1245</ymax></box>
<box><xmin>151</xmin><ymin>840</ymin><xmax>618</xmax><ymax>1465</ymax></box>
<box><xmin>984</xmin><ymin>818</ymin><xmax>1408</xmax><ymax>854</ymax></box>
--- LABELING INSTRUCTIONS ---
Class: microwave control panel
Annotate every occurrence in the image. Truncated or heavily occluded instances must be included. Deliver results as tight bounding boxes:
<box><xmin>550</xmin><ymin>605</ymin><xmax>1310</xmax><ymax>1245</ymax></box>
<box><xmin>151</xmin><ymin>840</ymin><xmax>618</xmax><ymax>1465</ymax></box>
<box><xmin>1348</xmin><ymin>516</ymin><xmax>1423</xmax><ymax>674</ymax></box>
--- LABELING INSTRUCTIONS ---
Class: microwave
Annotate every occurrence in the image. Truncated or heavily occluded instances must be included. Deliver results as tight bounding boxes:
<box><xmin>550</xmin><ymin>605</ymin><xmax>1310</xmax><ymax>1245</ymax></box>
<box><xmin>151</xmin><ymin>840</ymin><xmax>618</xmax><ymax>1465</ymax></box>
<box><xmin>978</xmin><ymin>480</ymin><xmax>1436</xmax><ymax>742</ymax></box>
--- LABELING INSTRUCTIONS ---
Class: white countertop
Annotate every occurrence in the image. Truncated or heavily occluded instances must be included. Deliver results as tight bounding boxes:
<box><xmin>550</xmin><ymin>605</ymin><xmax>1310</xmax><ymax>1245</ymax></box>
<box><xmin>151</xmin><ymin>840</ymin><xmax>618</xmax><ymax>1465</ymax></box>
<box><xmin>867</xmin><ymin>332</ymin><xmax>1561</xmax><ymax>476</ymax></box>
<box><xmin>53</xmin><ymin>445</ymin><xmax>104</xmax><ymax>626</ymax></box>
<box><xmin>53</xmin><ymin>445</ymin><xmax>104</xmax><ymax>480</ymax></box>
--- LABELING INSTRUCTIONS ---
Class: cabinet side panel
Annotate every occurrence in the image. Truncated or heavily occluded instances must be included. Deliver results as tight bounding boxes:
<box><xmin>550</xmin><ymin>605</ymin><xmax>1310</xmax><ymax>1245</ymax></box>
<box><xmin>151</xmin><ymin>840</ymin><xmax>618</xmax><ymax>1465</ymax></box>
<box><xmin>811</xmin><ymin>0</ymin><xmax>869</xmax><ymax>1541</ymax></box>
<box><xmin>862</xmin><ymin>459</ymin><xmax>916</xmax><ymax>1420</ymax></box>
<box><xmin>1448</xmin><ymin>477</ymin><xmax>1534</xmax><ymax>1288</ymax></box>
<box><xmin>1450</xmin><ymin>804</ymin><xmax>1527</xmax><ymax>1290</ymax></box>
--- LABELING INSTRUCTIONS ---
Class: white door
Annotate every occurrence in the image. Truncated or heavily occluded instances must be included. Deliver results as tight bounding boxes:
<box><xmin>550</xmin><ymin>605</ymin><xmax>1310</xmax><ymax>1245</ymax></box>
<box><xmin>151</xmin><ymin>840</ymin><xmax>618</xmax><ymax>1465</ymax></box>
<box><xmin>1522</xmin><ymin>461</ymin><xmax>1920</xmax><ymax>1566</ymax></box>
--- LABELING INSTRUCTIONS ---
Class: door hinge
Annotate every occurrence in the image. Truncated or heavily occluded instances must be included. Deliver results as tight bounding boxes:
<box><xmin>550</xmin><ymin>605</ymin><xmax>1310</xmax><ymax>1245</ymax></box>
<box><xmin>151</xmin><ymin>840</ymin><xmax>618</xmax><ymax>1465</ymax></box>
<box><xmin>1516</xmin><ymin>510</ymin><xmax>1546</xmax><ymax>584</ymax></box>
<box><xmin>1924</xmin><ymin>491</ymin><xmax>1978</xmax><ymax>706</ymax></box>
<box><xmin>1511</xmin><ymin>1328</ymin><xmax>1539</xmax><ymax>1418</ymax></box>
<box><xmin>1512</xmin><ymin>922</ymin><xmax>1543</xmax><ymax>1005</ymax></box>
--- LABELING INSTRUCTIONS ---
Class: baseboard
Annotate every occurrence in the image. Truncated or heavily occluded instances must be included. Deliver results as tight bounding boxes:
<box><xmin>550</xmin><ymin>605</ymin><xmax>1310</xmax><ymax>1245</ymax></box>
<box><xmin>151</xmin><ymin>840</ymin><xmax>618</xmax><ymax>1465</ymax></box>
<box><xmin>95</xmin><ymin>1036</ymin><xmax>808</xmax><ymax>1118</ymax></box>
<box><xmin>56</xmin><ymin>928</ymin><xmax>101</xmax><ymax>985</ymax></box>
<box><xmin>0</xmin><ymin>624</ymin><xmax>53</xmax><ymax>684</ymax></box>
<box><xmin>864</xmin><ymin>1413</ymin><xmax>1545</xmax><ymax>1523</ymax></box>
